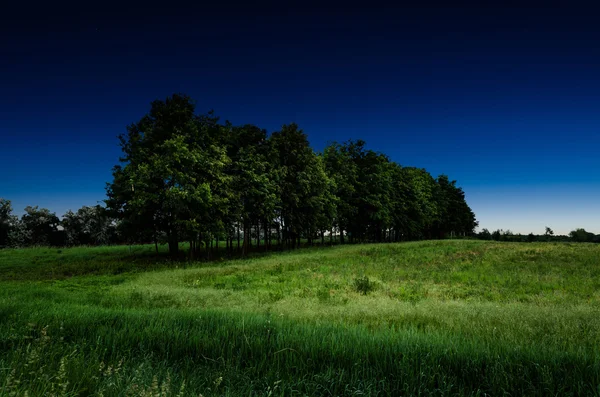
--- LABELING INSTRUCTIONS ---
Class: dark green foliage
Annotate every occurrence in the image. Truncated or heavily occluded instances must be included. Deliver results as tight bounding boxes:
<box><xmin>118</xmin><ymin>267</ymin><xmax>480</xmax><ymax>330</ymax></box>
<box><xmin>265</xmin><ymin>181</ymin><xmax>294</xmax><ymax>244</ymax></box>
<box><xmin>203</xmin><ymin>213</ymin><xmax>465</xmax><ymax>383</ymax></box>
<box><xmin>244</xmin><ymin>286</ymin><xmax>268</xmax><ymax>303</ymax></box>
<box><xmin>0</xmin><ymin>199</ymin><xmax>13</xmax><ymax>247</ymax></box>
<box><xmin>5</xmin><ymin>93</ymin><xmax>599</xmax><ymax>250</ymax></box>
<box><xmin>106</xmin><ymin>94</ymin><xmax>229</xmax><ymax>257</ymax></box>
<box><xmin>7</xmin><ymin>206</ymin><xmax>63</xmax><ymax>247</ymax></box>
<box><xmin>322</xmin><ymin>140</ymin><xmax>478</xmax><ymax>244</ymax></box>
<box><xmin>434</xmin><ymin>175</ymin><xmax>478</xmax><ymax>238</ymax></box>
<box><xmin>353</xmin><ymin>275</ymin><xmax>374</xmax><ymax>295</ymax></box>
<box><xmin>570</xmin><ymin>228</ymin><xmax>595</xmax><ymax>242</ymax></box>
<box><xmin>3</xmin><ymin>93</ymin><xmax>481</xmax><ymax>251</ymax></box>
<box><xmin>477</xmin><ymin>228</ymin><xmax>493</xmax><ymax>240</ymax></box>
<box><xmin>269</xmin><ymin>124</ymin><xmax>334</xmax><ymax>248</ymax></box>
<box><xmin>102</xmin><ymin>94</ymin><xmax>480</xmax><ymax>255</ymax></box>
<box><xmin>481</xmin><ymin>228</ymin><xmax>598</xmax><ymax>243</ymax></box>
<box><xmin>62</xmin><ymin>205</ymin><xmax>116</xmax><ymax>246</ymax></box>
<box><xmin>224</xmin><ymin>124</ymin><xmax>277</xmax><ymax>254</ymax></box>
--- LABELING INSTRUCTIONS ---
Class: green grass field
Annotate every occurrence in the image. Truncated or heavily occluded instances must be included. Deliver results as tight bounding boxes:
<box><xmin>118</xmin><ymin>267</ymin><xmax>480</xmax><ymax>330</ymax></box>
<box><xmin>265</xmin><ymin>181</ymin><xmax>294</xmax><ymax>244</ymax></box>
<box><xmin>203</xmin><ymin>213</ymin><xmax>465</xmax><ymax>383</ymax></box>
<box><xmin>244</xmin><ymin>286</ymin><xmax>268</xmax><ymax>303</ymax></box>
<box><xmin>1</xmin><ymin>240</ymin><xmax>599</xmax><ymax>396</ymax></box>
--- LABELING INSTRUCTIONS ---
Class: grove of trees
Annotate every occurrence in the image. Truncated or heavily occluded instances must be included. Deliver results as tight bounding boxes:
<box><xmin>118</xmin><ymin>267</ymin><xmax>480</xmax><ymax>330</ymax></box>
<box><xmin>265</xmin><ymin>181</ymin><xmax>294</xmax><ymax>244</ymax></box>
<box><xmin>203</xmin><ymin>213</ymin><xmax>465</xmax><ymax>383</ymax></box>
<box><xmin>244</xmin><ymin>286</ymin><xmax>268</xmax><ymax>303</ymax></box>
<box><xmin>2</xmin><ymin>93</ymin><xmax>481</xmax><ymax>254</ymax></box>
<box><xmin>476</xmin><ymin>227</ymin><xmax>600</xmax><ymax>243</ymax></box>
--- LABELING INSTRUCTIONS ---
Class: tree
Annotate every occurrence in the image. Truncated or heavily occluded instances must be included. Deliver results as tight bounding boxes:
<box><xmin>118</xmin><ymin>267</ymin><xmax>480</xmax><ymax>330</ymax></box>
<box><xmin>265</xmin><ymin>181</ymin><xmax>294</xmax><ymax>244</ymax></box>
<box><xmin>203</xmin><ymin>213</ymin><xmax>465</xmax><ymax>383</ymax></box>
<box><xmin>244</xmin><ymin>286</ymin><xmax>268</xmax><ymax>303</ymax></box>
<box><xmin>106</xmin><ymin>94</ymin><xmax>228</xmax><ymax>257</ymax></box>
<box><xmin>491</xmin><ymin>229</ymin><xmax>502</xmax><ymax>241</ymax></box>
<box><xmin>0</xmin><ymin>199</ymin><xmax>14</xmax><ymax>247</ymax></box>
<box><xmin>477</xmin><ymin>228</ymin><xmax>492</xmax><ymax>240</ymax></box>
<box><xmin>400</xmin><ymin>167</ymin><xmax>439</xmax><ymax>240</ymax></box>
<box><xmin>569</xmin><ymin>228</ymin><xmax>594</xmax><ymax>243</ymax></box>
<box><xmin>299</xmin><ymin>154</ymin><xmax>337</xmax><ymax>245</ymax></box>
<box><xmin>350</xmin><ymin>147</ymin><xmax>393</xmax><ymax>242</ymax></box>
<box><xmin>224</xmin><ymin>124</ymin><xmax>277</xmax><ymax>255</ymax></box>
<box><xmin>434</xmin><ymin>175</ymin><xmax>478</xmax><ymax>238</ymax></box>
<box><xmin>323</xmin><ymin>142</ymin><xmax>358</xmax><ymax>243</ymax></box>
<box><xmin>62</xmin><ymin>205</ymin><xmax>115</xmax><ymax>246</ymax></box>
<box><xmin>16</xmin><ymin>206</ymin><xmax>61</xmax><ymax>246</ymax></box>
<box><xmin>329</xmin><ymin>140</ymin><xmax>393</xmax><ymax>243</ymax></box>
<box><xmin>543</xmin><ymin>226</ymin><xmax>554</xmax><ymax>242</ymax></box>
<box><xmin>269</xmin><ymin>124</ymin><xmax>331</xmax><ymax>248</ymax></box>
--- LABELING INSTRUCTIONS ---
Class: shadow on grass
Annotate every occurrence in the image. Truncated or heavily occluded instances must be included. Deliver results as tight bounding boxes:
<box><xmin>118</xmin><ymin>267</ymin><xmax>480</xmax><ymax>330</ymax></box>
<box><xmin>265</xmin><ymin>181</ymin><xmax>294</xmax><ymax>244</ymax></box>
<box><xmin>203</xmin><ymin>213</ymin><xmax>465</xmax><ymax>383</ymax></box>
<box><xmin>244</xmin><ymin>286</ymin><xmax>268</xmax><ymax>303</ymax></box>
<box><xmin>0</xmin><ymin>241</ymin><xmax>348</xmax><ymax>281</ymax></box>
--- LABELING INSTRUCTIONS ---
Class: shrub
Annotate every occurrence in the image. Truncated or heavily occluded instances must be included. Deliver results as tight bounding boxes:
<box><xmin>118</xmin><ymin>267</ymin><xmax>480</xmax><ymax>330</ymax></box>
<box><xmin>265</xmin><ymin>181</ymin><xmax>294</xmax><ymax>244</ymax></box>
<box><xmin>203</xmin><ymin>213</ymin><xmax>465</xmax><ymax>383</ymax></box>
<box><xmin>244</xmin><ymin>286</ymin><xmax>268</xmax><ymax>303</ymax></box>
<box><xmin>353</xmin><ymin>276</ymin><xmax>374</xmax><ymax>295</ymax></box>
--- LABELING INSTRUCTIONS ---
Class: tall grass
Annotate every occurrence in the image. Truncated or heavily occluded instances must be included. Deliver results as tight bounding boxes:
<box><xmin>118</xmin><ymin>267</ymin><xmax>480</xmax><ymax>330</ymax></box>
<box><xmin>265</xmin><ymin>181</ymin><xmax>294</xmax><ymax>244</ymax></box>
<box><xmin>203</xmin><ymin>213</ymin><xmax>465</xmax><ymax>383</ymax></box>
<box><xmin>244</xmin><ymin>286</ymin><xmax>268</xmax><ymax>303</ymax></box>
<box><xmin>1</xmin><ymin>240</ymin><xmax>600</xmax><ymax>395</ymax></box>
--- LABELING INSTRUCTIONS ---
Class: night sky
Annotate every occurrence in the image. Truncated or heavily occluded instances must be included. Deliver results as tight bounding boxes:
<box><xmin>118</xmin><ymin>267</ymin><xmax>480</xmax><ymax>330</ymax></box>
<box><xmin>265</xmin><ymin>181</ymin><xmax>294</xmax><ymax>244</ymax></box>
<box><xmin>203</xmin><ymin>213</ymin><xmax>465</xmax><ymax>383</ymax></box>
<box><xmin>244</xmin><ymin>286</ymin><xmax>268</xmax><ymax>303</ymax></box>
<box><xmin>1</xmin><ymin>3</ymin><xmax>599</xmax><ymax>235</ymax></box>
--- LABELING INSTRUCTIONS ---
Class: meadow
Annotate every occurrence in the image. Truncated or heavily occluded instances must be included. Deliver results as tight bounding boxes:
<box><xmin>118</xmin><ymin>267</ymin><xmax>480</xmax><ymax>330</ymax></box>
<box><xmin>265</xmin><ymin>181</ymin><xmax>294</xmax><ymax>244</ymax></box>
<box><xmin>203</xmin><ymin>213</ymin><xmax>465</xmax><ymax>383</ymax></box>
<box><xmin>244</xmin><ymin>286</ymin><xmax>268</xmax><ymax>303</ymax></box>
<box><xmin>0</xmin><ymin>240</ymin><xmax>599</xmax><ymax>396</ymax></box>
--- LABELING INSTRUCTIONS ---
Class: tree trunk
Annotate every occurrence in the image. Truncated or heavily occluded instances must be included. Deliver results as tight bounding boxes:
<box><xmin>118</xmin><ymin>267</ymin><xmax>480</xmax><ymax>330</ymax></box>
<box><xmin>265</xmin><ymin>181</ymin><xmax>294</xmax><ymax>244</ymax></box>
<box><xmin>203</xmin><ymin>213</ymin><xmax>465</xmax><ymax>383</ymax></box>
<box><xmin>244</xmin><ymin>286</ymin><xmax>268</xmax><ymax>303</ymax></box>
<box><xmin>243</xmin><ymin>223</ymin><xmax>249</xmax><ymax>256</ymax></box>
<box><xmin>286</xmin><ymin>229</ymin><xmax>290</xmax><ymax>250</ymax></box>
<box><xmin>168</xmin><ymin>239</ymin><xmax>179</xmax><ymax>257</ymax></box>
<box><xmin>264</xmin><ymin>218</ymin><xmax>269</xmax><ymax>251</ymax></box>
<box><xmin>340</xmin><ymin>227</ymin><xmax>345</xmax><ymax>244</ymax></box>
<box><xmin>321</xmin><ymin>230</ymin><xmax>325</xmax><ymax>245</ymax></box>
<box><xmin>276</xmin><ymin>221</ymin><xmax>281</xmax><ymax>250</ymax></box>
<box><xmin>256</xmin><ymin>222</ymin><xmax>260</xmax><ymax>249</ymax></box>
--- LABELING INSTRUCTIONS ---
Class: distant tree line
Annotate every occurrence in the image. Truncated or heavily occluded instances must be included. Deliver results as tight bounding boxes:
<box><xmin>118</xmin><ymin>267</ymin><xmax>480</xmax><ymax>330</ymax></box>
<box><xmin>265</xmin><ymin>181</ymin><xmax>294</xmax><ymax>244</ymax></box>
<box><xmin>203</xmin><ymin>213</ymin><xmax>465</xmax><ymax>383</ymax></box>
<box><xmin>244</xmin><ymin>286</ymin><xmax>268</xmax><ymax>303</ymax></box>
<box><xmin>1</xmin><ymin>94</ymin><xmax>481</xmax><ymax>254</ymax></box>
<box><xmin>476</xmin><ymin>227</ymin><xmax>600</xmax><ymax>243</ymax></box>
<box><xmin>0</xmin><ymin>201</ymin><xmax>117</xmax><ymax>248</ymax></box>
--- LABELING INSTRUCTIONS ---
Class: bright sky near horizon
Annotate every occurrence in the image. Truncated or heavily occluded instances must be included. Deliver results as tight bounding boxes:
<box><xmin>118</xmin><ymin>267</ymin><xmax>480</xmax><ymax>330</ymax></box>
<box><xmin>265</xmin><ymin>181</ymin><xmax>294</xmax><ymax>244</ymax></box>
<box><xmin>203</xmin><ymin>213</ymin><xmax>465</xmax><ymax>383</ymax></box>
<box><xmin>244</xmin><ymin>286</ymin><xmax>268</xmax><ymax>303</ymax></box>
<box><xmin>1</xmin><ymin>3</ymin><xmax>599</xmax><ymax>236</ymax></box>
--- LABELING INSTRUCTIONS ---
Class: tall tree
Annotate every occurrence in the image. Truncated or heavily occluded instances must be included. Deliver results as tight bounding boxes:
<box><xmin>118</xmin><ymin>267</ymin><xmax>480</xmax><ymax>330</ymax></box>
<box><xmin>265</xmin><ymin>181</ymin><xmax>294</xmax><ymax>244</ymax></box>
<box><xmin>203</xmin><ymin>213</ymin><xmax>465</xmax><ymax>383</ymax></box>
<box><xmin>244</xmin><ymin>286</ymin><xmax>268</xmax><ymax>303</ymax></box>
<box><xmin>106</xmin><ymin>94</ymin><xmax>228</xmax><ymax>256</ymax></box>
<box><xmin>323</xmin><ymin>142</ymin><xmax>358</xmax><ymax>243</ymax></box>
<box><xmin>328</xmin><ymin>140</ymin><xmax>393</xmax><ymax>243</ymax></box>
<box><xmin>434</xmin><ymin>175</ymin><xmax>478</xmax><ymax>238</ymax></box>
<box><xmin>298</xmin><ymin>154</ymin><xmax>337</xmax><ymax>245</ymax></box>
<box><xmin>269</xmin><ymin>124</ymin><xmax>331</xmax><ymax>248</ymax></box>
<box><xmin>224</xmin><ymin>124</ymin><xmax>276</xmax><ymax>255</ymax></box>
<box><xmin>401</xmin><ymin>167</ymin><xmax>439</xmax><ymax>239</ymax></box>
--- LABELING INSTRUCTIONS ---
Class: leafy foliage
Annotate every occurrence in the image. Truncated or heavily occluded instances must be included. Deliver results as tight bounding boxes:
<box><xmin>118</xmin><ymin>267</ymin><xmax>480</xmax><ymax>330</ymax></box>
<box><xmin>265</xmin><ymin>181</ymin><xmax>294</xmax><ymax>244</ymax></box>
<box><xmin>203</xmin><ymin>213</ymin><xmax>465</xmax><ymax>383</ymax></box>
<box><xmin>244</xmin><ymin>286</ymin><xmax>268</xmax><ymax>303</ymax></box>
<box><xmin>2</xmin><ymin>93</ymin><xmax>485</xmax><ymax>251</ymax></box>
<box><xmin>62</xmin><ymin>205</ymin><xmax>116</xmax><ymax>246</ymax></box>
<box><xmin>0</xmin><ymin>198</ymin><xmax>13</xmax><ymax>247</ymax></box>
<box><xmin>4</xmin><ymin>93</ymin><xmax>600</xmax><ymax>250</ymax></box>
<box><xmin>8</xmin><ymin>206</ymin><xmax>62</xmax><ymax>247</ymax></box>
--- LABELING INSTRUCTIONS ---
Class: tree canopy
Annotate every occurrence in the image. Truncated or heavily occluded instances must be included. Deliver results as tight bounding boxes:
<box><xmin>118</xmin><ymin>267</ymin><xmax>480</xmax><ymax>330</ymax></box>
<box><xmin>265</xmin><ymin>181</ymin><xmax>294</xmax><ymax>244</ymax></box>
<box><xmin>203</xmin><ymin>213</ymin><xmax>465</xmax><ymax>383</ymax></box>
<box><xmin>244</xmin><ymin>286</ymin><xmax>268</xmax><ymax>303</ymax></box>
<box><xmin>103</xmin><ymin>94</ymin><xmax>479</xmax><ymax>256</ymax></box>
<box><xmin>2</xmin><ymin>93</ymin><xmax>485</xmax><ymax>253</ymax></box>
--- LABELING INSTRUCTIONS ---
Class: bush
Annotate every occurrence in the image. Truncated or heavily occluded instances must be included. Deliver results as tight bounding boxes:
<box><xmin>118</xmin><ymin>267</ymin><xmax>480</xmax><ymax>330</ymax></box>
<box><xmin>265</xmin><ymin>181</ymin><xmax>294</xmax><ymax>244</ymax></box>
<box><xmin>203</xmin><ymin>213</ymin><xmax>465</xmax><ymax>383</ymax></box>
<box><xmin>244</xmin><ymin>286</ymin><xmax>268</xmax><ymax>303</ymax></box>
<box><xmin>353</xmin><ymin>276</ymin><xmax>374</xmax><ymax>295</ymax></box>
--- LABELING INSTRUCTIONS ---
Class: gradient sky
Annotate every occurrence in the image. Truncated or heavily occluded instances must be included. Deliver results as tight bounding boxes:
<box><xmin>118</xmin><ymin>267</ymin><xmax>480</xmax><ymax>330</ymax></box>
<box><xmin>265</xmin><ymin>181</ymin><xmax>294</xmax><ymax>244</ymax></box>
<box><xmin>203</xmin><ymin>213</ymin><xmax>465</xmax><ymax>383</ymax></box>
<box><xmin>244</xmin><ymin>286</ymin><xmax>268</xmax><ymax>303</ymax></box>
<box><xmin>1</xmin><ymin>3</ymin><xmax>599</xmax><ymax>235</ymax></box>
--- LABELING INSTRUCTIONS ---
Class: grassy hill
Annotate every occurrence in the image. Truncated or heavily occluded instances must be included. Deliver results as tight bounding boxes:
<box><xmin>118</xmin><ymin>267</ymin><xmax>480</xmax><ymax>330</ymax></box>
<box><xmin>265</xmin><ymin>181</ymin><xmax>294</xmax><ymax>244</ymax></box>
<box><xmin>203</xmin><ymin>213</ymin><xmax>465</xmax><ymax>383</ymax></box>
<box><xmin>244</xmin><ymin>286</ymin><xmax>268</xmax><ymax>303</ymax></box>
<box><xmin>1</xmin><ymin>241</ymin><xmax>599</xmax><ymax>395</ymax></box>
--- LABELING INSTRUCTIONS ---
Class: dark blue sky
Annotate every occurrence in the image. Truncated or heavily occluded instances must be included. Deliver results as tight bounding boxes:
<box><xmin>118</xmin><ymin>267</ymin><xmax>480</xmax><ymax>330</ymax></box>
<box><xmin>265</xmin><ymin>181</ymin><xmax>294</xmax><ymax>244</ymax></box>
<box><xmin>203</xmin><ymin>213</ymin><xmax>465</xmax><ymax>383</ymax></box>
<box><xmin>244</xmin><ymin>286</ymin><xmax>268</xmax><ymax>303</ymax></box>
<box><xmin>1</xmin><ymin>3</ymin><xmax>599</xmax><ymax>234</ymax></box>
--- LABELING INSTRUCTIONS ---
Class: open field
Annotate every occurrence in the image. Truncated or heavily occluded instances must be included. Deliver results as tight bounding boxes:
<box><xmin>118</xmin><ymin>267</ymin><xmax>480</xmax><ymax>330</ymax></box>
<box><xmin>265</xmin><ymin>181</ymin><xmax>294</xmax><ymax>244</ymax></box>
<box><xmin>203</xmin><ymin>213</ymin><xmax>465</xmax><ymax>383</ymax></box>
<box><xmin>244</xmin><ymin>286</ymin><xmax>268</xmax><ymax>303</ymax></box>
<box><xmin>1</xmin><ymin>240</ymin><xmax>599</xmax><ymax>396</ymax></box>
